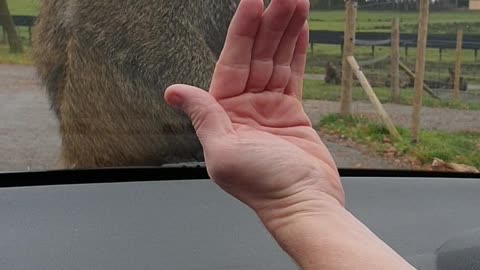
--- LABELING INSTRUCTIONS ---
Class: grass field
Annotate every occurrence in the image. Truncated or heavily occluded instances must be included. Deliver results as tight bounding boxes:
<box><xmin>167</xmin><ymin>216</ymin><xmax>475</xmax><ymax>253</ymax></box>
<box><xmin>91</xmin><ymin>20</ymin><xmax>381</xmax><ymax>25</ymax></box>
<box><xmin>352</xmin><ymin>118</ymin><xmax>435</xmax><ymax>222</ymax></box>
<box><xmin>7</xmin><ymin>0</ymin><xmax>38</xmax><ymax>15</ymax></box>
<box><xmin>309</xmin><ymin>10</ymin><xmax>480</xmax><ymax>34</ymax></box>
<box><xmin>319</xmin><ymin>114</ymin><xmax>480</xmax><ymax>169</ymax></box>
<box><xmin>0</xmin><ymin>45</ymin><xmax>32</xmax><ymax>64</ymax></box>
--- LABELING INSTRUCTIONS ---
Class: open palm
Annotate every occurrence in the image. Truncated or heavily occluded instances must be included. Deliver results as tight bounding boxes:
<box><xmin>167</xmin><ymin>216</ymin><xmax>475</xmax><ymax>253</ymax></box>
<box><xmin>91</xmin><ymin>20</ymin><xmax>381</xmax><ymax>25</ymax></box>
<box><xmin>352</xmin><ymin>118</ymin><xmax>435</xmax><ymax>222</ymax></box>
<box><xmin>165</xmin><ymin>0</ymin><xmax>344</xmax><ymax>211</ymax></box>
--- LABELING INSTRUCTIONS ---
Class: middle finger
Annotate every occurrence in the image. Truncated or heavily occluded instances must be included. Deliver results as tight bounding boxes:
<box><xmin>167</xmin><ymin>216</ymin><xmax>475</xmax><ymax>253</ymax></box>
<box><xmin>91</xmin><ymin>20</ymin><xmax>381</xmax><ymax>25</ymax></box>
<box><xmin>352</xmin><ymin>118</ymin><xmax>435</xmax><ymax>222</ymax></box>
<box><xmin>245</xmin><ymin>0</ymin><xmax>298</xmax><ymax>93</ymax></box>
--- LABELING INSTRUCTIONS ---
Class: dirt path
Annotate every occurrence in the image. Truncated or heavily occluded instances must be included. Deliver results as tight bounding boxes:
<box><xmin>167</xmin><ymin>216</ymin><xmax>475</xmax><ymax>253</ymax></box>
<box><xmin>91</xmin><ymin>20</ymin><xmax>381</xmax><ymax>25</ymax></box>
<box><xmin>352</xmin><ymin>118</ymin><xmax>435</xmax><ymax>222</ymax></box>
<box><xmin>304</xmin><ymin>74</ymin><xmax>325</xmax><ymax>81</ymax></box>
<box><xmin>0</xmin><ymin>65</ymin><xmax>61</xmax><ymax>172</ymax></box>
<box><xmin>1</xmin><ymin>65</ymin><xmax>477</xmax><ymax>172</ymax></box>
<box><xmin>304</xmin><ymin>73</ymin><xmax>479</xmax><ymax>132</ymax></box>
<box><xmin>303</xmin><ymin>100</ymin><xmax>479</xmax><ymax>133</ymax></box>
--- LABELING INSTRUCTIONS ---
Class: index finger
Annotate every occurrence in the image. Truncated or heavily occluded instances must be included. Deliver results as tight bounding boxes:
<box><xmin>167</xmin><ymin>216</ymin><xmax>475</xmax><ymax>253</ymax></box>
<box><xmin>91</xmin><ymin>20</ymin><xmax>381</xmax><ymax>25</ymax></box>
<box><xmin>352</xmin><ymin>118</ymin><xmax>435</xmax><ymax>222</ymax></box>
<box><xmin>209</xmin><ymin>0</ymin><xmax>264</xmax><ymax>100</ymax></box>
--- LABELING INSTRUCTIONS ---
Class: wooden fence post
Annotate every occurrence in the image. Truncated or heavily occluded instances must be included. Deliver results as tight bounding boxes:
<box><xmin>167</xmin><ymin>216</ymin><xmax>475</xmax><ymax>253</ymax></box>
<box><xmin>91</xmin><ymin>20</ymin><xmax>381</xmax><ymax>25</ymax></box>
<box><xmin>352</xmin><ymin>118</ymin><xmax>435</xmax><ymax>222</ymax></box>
<box><xmin>340</xmin><ymin>0</ymin><xmax>357</xmax><ymax>116</ymax></box>
<box><xmin>1</xmin><ymin>25</ymin><xmax>5</xmax><ymax>43</ymax></box>
<box><xmin>399</xmin><ymin>61</ymin><xmax>440</xmax><ymax>100</ymax></box>
<box><xmin>391</xmin><ymin>18</ymin><xmax>400</xmax><ymax>103</ymax></box>
<box><xmin>348</xmin><ymin>56</ymin><xmax>402</xmax><ymax>141</ymax></box>
<box><xmin>453</xmin><ymin>27</ymin><xmax>463</xmax><ymax>100</ymax></box>
<box><xmin>0</xmin><ymin>0</ymin><xmax>24</xmax><ymax>53</ymax></box>
<box><xmin>411</xmin><ymin>0</ymin><xmax>429</xmax><ymax>143</ymax></box>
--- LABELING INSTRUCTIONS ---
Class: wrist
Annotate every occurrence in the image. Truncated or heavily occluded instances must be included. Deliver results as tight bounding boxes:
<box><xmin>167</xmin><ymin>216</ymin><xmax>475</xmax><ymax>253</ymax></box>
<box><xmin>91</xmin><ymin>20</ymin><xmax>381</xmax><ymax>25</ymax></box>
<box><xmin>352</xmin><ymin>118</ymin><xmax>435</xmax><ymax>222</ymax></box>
<box><xmin>256</xmin><ymin>193</ymin><xmax>346</xmax><ymax>270</ymax></box>
<box><xmin>255</xmin><ymin>190</ymin><xmax>344</xmax><ymax>234</ymax></box>
<box><xmin>255</xmin><ymin>192</ymin><xmax>415</xmax><ymax>270</ymax></box>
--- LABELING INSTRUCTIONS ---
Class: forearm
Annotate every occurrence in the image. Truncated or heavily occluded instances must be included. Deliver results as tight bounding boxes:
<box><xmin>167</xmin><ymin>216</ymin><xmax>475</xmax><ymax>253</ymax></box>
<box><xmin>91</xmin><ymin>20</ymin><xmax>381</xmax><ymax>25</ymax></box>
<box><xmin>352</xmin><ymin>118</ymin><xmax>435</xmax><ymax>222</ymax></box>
<box><xmin>257</xmin><ymin>194</ymin><xmax>415</xmax><ymax>270</ymax></box>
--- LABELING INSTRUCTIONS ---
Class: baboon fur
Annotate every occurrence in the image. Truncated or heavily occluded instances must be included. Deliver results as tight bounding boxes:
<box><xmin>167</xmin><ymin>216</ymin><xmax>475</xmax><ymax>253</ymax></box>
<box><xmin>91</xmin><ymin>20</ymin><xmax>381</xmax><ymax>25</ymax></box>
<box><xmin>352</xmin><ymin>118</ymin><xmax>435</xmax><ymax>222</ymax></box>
<box><xmin>324</xmin><ymin>61</ymin><xmax>341</xmax><ymax>85</ymax></box>
<box><xmin>32</xmin><ymin>0</ymin><xmax>249</xmax><ymax>168</ymax></box>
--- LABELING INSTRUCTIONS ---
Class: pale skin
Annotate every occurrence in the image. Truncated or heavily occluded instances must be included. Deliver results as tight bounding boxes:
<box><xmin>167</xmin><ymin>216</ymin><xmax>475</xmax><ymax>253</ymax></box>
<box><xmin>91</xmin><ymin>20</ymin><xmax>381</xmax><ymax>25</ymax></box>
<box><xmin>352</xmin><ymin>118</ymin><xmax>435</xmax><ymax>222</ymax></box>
<box><xmin>164</xmin><ymin>0</ymin><xmax>416</xmax><ymax>269</ymax></box>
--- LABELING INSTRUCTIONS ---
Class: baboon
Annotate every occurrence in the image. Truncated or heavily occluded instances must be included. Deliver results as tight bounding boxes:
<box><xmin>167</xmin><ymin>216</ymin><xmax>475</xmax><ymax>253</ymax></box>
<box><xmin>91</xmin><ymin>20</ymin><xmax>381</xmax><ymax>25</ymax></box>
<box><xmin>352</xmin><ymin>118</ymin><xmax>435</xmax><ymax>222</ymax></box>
<box><xmin>32</xmin><ymin>0</ymin><xmax>245</xmax><ymax>168</ymax></box>
<box><xmin>447</xmin><ymin>67</ymin><xmax>468</xmax><ymax>91</ymax></box>
<box><xmin>324</xmin><ymin>61</ymin><xmax>341</xmax><ymax>85</ymax></box>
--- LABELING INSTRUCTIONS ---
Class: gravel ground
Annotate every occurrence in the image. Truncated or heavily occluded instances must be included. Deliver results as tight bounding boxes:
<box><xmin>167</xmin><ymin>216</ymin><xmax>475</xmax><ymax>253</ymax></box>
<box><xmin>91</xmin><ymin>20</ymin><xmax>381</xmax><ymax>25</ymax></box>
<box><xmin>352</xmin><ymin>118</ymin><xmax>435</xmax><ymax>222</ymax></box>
<box><xmin>303</xmin><ymin>100</ymin><xmax>479</xmax><ymax>133</ymax></box>
<box><xmin>2</xmin><ymin>65</ymin><xmax>477</xmax><ymax>172</ymax></box>
<box><xmin>0</xmin><ymin>65</ymin><xmax>61</xmax><ymax>172</ymax></box>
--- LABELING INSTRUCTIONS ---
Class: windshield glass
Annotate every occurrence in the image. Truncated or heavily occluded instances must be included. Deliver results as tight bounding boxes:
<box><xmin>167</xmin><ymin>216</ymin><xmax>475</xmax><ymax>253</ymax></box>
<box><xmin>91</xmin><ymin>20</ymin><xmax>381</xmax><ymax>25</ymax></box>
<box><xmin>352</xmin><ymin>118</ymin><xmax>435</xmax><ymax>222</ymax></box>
<box><xmin>1</xmin><ymin>0</ymin><xmax>479</xmax><ymax>173</ymax></box>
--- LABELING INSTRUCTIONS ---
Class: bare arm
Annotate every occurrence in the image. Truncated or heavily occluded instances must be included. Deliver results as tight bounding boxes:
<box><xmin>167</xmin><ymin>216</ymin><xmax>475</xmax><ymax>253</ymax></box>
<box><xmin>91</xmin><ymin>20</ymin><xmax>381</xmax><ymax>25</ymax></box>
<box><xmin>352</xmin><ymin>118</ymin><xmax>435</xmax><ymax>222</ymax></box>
<box><xmin>258</xmin><ymin>193</ymin><xmax>415</xmax><ymax>269</ymax></box>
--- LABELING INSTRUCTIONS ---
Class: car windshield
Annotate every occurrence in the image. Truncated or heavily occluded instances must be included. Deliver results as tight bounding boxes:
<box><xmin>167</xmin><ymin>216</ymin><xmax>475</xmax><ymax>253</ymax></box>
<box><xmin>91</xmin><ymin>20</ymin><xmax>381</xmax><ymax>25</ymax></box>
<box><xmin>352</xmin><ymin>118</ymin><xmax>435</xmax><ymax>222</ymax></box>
<box><xmin>1</xmin><ymin>0</ymin><xmax>479</xmax><ymax>174</ymax></box>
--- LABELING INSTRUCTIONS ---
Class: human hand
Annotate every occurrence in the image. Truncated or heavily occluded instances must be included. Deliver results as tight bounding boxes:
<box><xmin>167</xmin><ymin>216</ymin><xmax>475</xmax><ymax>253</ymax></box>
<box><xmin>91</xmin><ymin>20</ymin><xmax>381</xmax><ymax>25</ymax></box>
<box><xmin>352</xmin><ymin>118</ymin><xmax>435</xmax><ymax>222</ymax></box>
<box><xmin>164</xmin><ymin>0</ymin><xmax>344</xmax><ymax>223</ymax></box>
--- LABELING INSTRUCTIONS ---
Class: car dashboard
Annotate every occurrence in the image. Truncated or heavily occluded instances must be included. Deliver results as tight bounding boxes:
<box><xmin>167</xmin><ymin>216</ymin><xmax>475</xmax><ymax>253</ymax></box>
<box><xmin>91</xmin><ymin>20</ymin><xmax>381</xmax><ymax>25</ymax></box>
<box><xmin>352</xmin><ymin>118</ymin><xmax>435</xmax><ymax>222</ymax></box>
<box><xmin>1</xmin><ymin>168</ymin><xmax>479</xmax><ymax>270</ymax></box>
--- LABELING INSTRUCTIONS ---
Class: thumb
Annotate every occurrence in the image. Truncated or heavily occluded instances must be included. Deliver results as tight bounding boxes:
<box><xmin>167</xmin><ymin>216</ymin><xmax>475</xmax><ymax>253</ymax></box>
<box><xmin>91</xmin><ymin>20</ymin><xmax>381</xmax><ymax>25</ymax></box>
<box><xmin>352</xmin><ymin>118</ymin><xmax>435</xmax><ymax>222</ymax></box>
<box><xmin>164</xmin><ymin>84</ymin><xmax>233</xmax><ymax>142</ymax></box>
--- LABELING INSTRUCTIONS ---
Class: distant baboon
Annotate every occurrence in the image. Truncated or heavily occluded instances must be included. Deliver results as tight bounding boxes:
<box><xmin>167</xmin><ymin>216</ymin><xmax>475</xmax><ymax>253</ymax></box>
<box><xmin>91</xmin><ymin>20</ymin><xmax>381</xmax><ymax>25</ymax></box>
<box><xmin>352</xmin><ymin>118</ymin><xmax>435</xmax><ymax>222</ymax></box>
<box><xmin>447</xmin><ymin>67</ymin><xmax>468</xmax><ymax>91</ymax></box>
<box><xmin>32</xmin><ymin>0</ymin><xmax>244</xmax><ymax>168</ymax></box>
<box><xmin>324</xmin><ymin>61</ymin><xmax>341</xmax><ymax>85</ymax></box>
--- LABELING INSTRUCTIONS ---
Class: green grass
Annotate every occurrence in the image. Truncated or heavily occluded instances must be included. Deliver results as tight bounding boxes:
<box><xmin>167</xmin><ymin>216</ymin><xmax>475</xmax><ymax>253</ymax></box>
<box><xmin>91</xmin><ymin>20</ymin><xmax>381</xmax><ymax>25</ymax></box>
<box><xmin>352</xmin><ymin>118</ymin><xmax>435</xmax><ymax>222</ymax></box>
<box><xmin>303</xmin><ymin>80</ymin><xmax>480</xmax><ymax>110</ymax></box>
<box><xmin>309</xmin><ymin>10</ymin><xmax>480</xmax><ymax>34</ymax></box>
<box><xmin>7</xmin><ymin>0</ymin><xmax>39</xmax><ymax>16</ymax></box>
<box><xmin>0</xmin><ymin>44</ymin><xmax>32</xmax><ymax>65</ymax></box>
<box><xmin>319</xmin><ymin>114</ymin><xmax>480</xmax><ymax>168</ymax></box>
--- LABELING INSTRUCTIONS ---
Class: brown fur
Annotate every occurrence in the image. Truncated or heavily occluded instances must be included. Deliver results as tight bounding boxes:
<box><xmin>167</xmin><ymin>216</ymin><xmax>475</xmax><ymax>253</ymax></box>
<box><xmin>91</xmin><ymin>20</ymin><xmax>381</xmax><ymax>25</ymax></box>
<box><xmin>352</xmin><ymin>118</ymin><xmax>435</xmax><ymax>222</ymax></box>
<box><xmin>32</xmin><ymin>0</ymin><xmax>242</xmax><ymax>168</ymax></box>
<box><xmin>324</xmin><ymin>61</ymin><xmax>341</xmax><ymax>85</ymax></box>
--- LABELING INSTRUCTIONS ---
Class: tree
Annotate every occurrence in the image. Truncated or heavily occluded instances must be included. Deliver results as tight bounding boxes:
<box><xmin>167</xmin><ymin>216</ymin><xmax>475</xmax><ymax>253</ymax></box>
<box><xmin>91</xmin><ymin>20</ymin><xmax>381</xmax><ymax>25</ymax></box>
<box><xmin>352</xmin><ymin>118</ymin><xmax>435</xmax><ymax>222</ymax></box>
<box><xmin>0</xmin><ymin>0</ymin><xmax>23</xmax><ymax>53</ymax></box>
